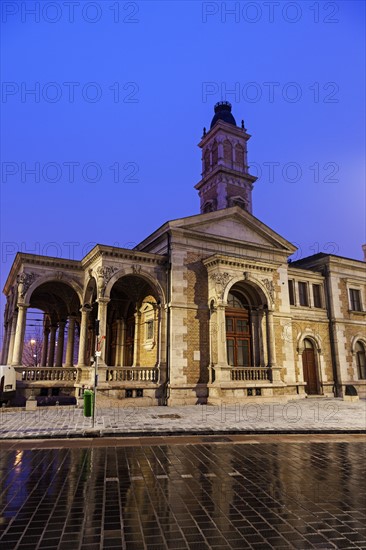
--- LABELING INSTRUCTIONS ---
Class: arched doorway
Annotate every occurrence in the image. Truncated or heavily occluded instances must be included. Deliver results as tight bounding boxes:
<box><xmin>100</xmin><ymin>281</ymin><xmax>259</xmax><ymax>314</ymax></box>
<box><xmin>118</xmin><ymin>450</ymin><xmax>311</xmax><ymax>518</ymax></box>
<box><xmin>302</xmin><ymin>339</ymin><xmax>320</xmax><ymax>395</ymax></box>
<box><xmin>355</xmin><ymin>341</ymin><xmax>366</xmax><ymax>379</ymax></box>
<box><xmin>106</xmin><ymin>275</ymin><xmax>161</xmax><ymax>368</ymax></box>
<box><xmin>226</xmin><ymin>292</ymin><xmax>251</xmax><ymax>367</ymax></box>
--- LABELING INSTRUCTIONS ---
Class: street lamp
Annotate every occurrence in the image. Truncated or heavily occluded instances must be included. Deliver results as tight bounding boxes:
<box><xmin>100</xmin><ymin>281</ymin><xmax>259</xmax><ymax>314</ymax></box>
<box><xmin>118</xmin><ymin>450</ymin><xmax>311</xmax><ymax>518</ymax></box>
<box><xmin>30</xmin><ymin>339</ymin><xmax>38</xmax><ymax>367</ymax></box>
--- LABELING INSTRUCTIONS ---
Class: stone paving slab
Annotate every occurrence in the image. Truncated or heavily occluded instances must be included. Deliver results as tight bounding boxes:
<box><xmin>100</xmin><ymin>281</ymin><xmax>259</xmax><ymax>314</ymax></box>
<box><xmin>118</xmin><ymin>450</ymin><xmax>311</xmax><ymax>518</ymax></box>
<box><xmin>0</xmin><ymin>398</ymin><xmax>365</xmax><ymax>439</ymax></box>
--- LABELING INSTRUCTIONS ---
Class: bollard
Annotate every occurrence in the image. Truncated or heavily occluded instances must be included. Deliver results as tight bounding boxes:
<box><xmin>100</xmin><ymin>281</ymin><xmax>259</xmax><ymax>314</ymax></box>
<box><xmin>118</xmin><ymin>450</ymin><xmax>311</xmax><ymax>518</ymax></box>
<box><xmin>83</xmin><ymin>390</ymin><xmax>94</xmax><ymax>417</ymax></box>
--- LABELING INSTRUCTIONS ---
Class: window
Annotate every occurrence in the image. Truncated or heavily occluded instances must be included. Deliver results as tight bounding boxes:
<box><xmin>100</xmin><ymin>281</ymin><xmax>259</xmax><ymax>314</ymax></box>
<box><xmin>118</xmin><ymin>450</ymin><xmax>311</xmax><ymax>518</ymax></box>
<box><xmin>349</xmin><ymin>289</ymin><xmax>362</xmax><ymax>311</ymax></box>
<box><xmin>212</xmin><ymin>141</ymin><xmax>218</xmax><ymax>166</ymax></box>
<box><xmin>142</xmin><ymin>303</ymin><xmax>155</xmax><ymax>347</ymax></box>
<box><xmin>204</xmin><ymin>149</ymin><xmax>210</xmax><ymax>172</ymax></box>
<box><xmin>223</xmin><ymin>139</ymin><xmax>233</xmax><ymax>166</ymax></box>
<box><xmin>298</xmin><ymin>282</ymin><xmax>309</xmax><ymax>306</ymax></box>
<box><xmin>146</xmin><ymin>319</ymin><xmax>154</xmax><ymax>340</ymax></box>
<box><xmin>312</xmin><ymin>284</ymin><xmax>322</xmax><ymax>308</ymax></box>
<box><xmin>356</xmin><ymin>342</ymin><xmax>366</xmax><ymax>379</ymax></box>
<box><xmin>288</xmin><ymin>280</ymin><xmax>295</xmax><ymax>305</ymax></box>
<box><xmin>226</xmin><ymin>292</ymin><xmax>251</xmax><ymax>367</ymax></box>
<box><xmin>227</xmin><ymin>292</ymin><xmax>245</xmax><ymax>308</ymax></box>
<box><xmin>235</xmin><ymin>144</ymin><xmax>244</xmax><ymax>168</ymax></box>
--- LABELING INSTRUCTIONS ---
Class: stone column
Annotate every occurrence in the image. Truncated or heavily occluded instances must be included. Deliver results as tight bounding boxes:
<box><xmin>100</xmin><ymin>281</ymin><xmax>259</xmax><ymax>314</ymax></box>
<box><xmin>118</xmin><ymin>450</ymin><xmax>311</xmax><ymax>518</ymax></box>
<box><xmin>266</xmin><ymin>309</ymin><xmax>281</xmax><ymax>382</ymax></box>
<box><xmin>1</xmin><ymin>323</ymin><xmax>10</xmax><ymax>364</ymax></box>
<box><xmin>41</xmin><ymin>327</ymin><xmax>50</xmax><ymax>367</ymax></box>
<box><xmin>64</xmin><ymin>316</ymin><xmax>76</xmax><ymax>367</ymax></box>
<box><xmin>96</xmin><ymin>297</ymin><xmax>110</xmax><ymax>365</ymax></box>
<box><xmin>77</xmin><ymin>307</ymin><xmax>90</xmax><ymax>367</ymax></box>
<box><xmin>132</xmin><ymin>309</ymin><xmax>141</xmax><ymax>367</ymax></box>
<box><xmin>116</xmin><ymin>319</ymin><xmax>125</xmax><ymax>366</ymax></box>
<box><xmin>267</xmin><ymin>310</ymin><xmax>277</xmax><ymax>367</ymax></box>
<box><xmin>48</xmin><ymin>325</ymin><xmax>57</xmax><ymax>367</ymax></box>
<box><xmin>6</xmin><ymin>311</ymin><xmax>18</xmax><ymax>366</ymax></box>
<box><xmin>251</xmin><ymin>310</ymin><xmax>258</xmax><ymax>367</ymax></box>
<box><xmin>156</xmin><ymin>305</ymin><xmax>162</xmax><ymax>368</ymax></box>
<box><xmin>216</xmin><ymin>304</ymin><xmax>228</xmax><ymax>367</ymax></box>
<box><xmin>11</xmin><ymin>304</ymin><xmax>28</xmax><ymax>366</ymax></box>
<box><xmin>55</xmin><ymin>321</ymin><xmax>66</xmax><ymax>367</ymax></box>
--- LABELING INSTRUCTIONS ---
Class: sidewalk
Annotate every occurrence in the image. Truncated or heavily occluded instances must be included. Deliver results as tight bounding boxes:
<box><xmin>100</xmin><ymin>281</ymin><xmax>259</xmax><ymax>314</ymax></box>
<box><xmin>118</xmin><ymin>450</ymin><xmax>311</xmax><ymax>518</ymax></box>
<box><xmin>0</xmin><ymin>398</ymin><xmax>365</xmax><ymax>439</ymax></box>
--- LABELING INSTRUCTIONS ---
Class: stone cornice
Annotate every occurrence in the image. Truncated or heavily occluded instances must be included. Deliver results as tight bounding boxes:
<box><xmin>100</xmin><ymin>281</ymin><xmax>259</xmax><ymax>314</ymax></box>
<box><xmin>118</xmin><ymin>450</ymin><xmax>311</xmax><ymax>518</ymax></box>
<box><xmin>198</xmin><ymin>120</ymin><xmax>251</xmax><ymax>147</ymax></box>
<box><xmin>3</xmin><ymin>253</ymin><xmax>82</xmax><ymax>295</ymax></box>
<box><xmin>203</xmin><ymin>254</ymin><xmax>276</xmax><ymax>273</ymax></box>
<box><xmin>195</xmin><ymin>165</ymin><xmax>257</xmax><ymax>191</ymax></box>
<box><xmin>81</xmin><ymin>244</ymin><xmax>167</xmax><ymax>269</ymax></box>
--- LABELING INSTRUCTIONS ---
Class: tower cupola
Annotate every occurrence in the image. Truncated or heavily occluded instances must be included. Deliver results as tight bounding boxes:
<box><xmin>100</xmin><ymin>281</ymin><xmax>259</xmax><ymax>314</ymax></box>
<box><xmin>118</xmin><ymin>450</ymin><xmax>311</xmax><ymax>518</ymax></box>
<box><xmin>195</xmin><ymin>102</ymin><xmax>257</xmax><ymax>214</ymax></box>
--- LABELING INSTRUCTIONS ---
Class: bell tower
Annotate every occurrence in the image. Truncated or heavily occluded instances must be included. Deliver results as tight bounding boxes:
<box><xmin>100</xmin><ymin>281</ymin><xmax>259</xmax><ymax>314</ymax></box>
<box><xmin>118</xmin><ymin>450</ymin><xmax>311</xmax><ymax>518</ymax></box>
<box><xmin>195</xmin><ymin>101</ymin><xmax>257</xmax><ymax>214</ymax></box>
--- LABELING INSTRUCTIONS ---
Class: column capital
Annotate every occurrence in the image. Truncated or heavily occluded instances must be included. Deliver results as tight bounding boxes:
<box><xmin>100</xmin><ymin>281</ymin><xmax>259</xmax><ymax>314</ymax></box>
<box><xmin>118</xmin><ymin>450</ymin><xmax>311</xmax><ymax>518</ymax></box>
<box><xmin>97</xmin><ymin>297</ymin><xmax>110</xmax><ymax>305</ymax></box>
<box><xmin>17</xmin><ymin>302</ymin><xmax>30</xmax><ymax>310</ymax></box>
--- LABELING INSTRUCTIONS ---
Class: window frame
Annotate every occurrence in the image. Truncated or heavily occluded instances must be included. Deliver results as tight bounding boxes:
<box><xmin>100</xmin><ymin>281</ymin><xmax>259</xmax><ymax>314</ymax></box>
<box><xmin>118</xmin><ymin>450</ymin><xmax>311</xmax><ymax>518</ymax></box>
<box><xmin>298</xmin><ymin>281</ymin><xmax>309</xmax><ymax>307</ymax></box>
<box><xmin>349</xmin><ymin>288</ymin><xmax>362</xmax><ymax>312</ymax></box>
<box><xmin>288</xmin><ymin>279</ymin><xmax>295</xmax><ymax>306</ymax></box>
<box><xmin>312</xmin><ymin>284</ymin><xmax>322</xmax><ymax>308</ymax></box>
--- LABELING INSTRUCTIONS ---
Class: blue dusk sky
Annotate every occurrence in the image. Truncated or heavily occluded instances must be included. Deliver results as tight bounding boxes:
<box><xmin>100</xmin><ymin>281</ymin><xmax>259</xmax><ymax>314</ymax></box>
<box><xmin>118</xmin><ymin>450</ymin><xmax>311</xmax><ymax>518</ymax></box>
<box><xmin>0</xmin><ymin>0</ymin><xmax>365</xmax><ymax>348</ymax></box>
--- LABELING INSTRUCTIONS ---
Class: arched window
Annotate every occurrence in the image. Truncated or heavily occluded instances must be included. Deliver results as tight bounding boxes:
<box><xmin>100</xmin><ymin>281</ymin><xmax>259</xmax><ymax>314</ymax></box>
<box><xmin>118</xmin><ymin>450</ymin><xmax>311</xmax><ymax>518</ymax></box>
<box><xmin>204</xmin><ymin>149</ymin><xmax>210</xmax><ymax>172</ymax></box>
<box><xmin>304</xmin><ymin>338</ymin><xmax>313</xmax><ymax>349</ymax></box>
<box><xmin>356</xmin><ymin>341</ymin><xmax>366</xmax><ymax>379</ymax></box>
<box><xmin>227</xmin><ymin>292</ymin><xmax>245</xmax><ymax>309</ymax></box>
<box><xmin>230</xmin><ymin>197</ymin><xmax>247</xmax><ymax>211</ymax></box>
<box><xmin>235</xmin><ymin>144</ymin><xmax>244</xmax><ymax>168</ymax></box>
<box><xmin>226</xmin><ymin>292</ymin><xmax>250</xmax><ymax>367</ymax></box>
<box><xmin>223</xmin><ymin>140</ymin><xmax>233</xmax><ymax>166</ymax></box>
<box><xmin>212</xmin><ymin>141</ymin><xmax>218</xmax><ymax>166</ymax></box>
<box><xmin>203</xmin><ymin>201</ymin><xmax>214</xmax><ymax>214</ymax></box>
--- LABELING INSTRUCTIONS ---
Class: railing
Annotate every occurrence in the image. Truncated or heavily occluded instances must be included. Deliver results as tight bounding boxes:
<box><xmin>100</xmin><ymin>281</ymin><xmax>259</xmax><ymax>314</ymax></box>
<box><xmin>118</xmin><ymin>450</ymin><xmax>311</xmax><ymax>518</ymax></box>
<box><xmin>231</xmin><ymin>367</ymin><xmax>271</xmax><ymax>382</ymax></box>
<box><xmin>105</xmin><ymin>367</ymin><xmax>159</xmax><ymax>383</ymax></box>
<box><xmin>16</xmin><ymin>367</ymin><xmax>78</xmax><ymax>383</ymax></box>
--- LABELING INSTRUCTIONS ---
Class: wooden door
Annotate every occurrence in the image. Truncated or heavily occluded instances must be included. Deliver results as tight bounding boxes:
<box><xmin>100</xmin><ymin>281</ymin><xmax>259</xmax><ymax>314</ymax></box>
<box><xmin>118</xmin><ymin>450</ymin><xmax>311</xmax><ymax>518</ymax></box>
<box><xmin>302</xmin><ymin>343</ymin><xmax>319</xmax><ymax>394</ymax></box>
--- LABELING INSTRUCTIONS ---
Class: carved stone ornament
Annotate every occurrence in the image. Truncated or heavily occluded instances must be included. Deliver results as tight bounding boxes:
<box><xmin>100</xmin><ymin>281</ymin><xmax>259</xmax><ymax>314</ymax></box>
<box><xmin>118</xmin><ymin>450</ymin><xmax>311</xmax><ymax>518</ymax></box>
<box><xmin>262</xmin><ymin>278</ymin><xmax>275</xmax><ymax>303</ymax></box>
<box><xmin>210</xmin><ymin>272</ymin><xmax>232</xmax><ymax>300</ymax></box>
<box><xmin>55</xmin><ymin>271</ymin><xmax>64</xmax><ymax>280</ymax></box>
<box><xmin>132</xmin><ymin>264</ymin><xmax>142</xmax><ymax>274</ymax></box>
<box><xmin>96</xmin><ymin>266</ymin><xmax>117</xmax><ymax>294</ymax></box>
<box><xmin>17</xmin><ymin>272</ymin><xmax>38</xmax><ymax>297</ymax></box>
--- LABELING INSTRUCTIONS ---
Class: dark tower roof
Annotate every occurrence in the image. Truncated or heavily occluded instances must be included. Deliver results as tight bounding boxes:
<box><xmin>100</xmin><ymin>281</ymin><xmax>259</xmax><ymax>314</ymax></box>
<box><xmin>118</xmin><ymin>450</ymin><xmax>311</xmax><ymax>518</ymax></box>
<box><xmin>210</xmin><ymin>101</ymin><xmax>237</xmax><ymax>129</ymax></box>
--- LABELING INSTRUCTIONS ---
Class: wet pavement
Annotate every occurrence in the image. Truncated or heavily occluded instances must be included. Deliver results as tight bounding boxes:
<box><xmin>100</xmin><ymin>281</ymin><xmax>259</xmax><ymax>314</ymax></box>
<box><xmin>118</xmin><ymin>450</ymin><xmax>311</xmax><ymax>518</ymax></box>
<box><xmin>0</xmin><ymin>435</ymin><xmax>365</xmax><ymax>549</ymax></box>
<box><xmin>0</xmin><ymin>398</ymin><xmax>365</xmax><ymax>439</ymax></box>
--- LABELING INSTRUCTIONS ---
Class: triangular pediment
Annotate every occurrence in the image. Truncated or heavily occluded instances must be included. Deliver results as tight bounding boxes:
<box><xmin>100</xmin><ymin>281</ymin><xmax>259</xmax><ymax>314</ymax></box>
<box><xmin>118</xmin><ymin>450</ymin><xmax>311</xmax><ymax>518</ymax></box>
<box><xmin>169</xmin><ymin>207</ymin><xmax>296</xmax><ymax>253</ymax></box>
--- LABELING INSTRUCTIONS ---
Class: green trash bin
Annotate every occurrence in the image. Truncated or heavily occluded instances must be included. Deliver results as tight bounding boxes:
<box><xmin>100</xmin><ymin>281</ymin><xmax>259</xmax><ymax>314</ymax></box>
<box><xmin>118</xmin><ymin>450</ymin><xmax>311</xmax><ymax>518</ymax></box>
<box><xmin>83</xmin><ymin>390</ymin><xmax>94</xmax><ymax>417</ymax></box>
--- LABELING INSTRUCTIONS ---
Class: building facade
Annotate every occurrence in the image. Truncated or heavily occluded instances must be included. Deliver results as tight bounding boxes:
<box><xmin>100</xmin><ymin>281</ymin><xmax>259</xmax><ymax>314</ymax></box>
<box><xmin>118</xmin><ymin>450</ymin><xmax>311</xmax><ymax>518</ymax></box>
<box><xmin>2</xmin><ymin>102</ymin><xmax>366</xmax><ymax>405</ymax></box>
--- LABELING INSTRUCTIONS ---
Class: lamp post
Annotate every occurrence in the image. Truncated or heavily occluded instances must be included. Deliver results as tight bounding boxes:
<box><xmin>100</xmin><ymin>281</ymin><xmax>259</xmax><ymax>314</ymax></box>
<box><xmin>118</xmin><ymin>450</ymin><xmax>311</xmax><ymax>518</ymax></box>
<box><xmin>30</xmin><ymin>338</ymin><xmax>38</xmax><ymax>367</ymax></box>
<box><xmin>92</xmin><ymin>320</ymin><xmax>100</xmax><ymax>429</ymax></box>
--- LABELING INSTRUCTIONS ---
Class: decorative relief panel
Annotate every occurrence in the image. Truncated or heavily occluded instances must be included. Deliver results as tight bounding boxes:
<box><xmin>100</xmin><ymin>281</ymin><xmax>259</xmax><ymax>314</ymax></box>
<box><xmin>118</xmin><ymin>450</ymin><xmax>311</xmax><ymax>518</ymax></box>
<box><xmin>96</xmin><ymin>266</ymin><xmax>118</xmax><ymax>295</ymax></box>
<box><xmin>17</xmin><ymin>272</ymin><xmax>38</xmax><ymax>298</ymax></box>
<box><xmin>262</xmin><ymin>278</ymin><xmax>275</xmax><ymax>303</ymax></box>
<box><xmin>210</xmin><ymin>272</ymin><xmax>233</xmax><ymax>300</ymax></box>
